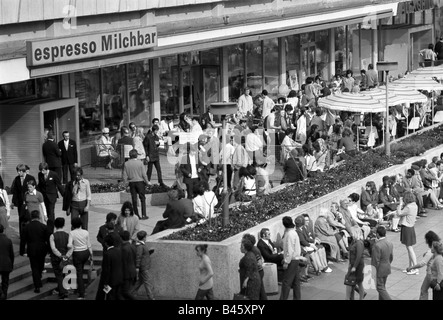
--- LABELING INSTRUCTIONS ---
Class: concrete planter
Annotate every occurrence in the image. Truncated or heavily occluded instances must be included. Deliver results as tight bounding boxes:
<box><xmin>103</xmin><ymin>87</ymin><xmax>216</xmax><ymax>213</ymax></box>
<box><xmin>91</xmin><ymin>191</ymin><xmax>169</xmax><ymax>206</ymax></box>
<box><xmin>145</xmin><ymin>144</ymin><xmax>443</xmax><ymax>300</ymax></box>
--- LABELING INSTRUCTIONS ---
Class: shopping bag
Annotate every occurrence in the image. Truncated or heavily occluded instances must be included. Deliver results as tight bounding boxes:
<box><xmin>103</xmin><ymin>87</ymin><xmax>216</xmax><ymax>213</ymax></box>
<box><xmin>88</xmin><ymin>261</ymin><xmax>97</xmax><ymax>282</ymax></box>
<box><xmin>344</xmin><ymin>272</ymin><xmax>357</xmax><ymax>286</ymax></box>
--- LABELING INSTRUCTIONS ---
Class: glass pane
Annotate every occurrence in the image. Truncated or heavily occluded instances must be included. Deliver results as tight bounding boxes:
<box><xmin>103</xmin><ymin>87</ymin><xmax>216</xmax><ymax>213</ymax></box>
<box><xmin>246</xmin><ymin>40</ymin><xmax>263</xmax><ymax>97</ymax></box>
<box><xmin>264</xmin><ymin>38</ymin><xmax>279</xmax><ymax>101</ymax></box>
<box><xmin>128</xmin><ymin>60</ymin><xmax>151</xmax><ymax>128</ymax></box>
<box><xmin>182</xmin><ymin>69</ymin><xmax>192</xmax><ymax>114</ymax></box>
<box><xmin>309</xmin><ymin>46</ymin><xmax>316</xmax><ymax>77</ymax></box>
<box><xmin>285</xmin><ymin>35</ymin><xmax>301</xmax><ymax>90</ymax></box>
<box><xmin>102</xmin><ymin>65</ymin><xmax>127</xmax><ymax>130</ymax></box>
<box><xmin>301</xmin><ymin>47</ymin><xmax>308</xmax><ymax>84</ymax></box>
<box><xmin>347</xmin><ymin>24</ymin><xmax>359</xmax><ymax>75</ymax></box>
<box><xmin>36</xmin><ymin>76</ymin><xmax>59</xmax><ymax>99</ymax></box>
<box><xmin>315</xmin><ymin>30</ymin><xmax>330</xmax><ymax>81</ymax></box>
<box><xmin>75</xmin><ymin>69</ymin><xmax>101</xmax><ymax>139</ymax></box>
<box><xmin>335</xmin><ymin>26</ymin><xmax>346</xmax><ymax>75</ymax></box>
<box><xmin>203</xmin><ymin>67</ymin><xmax>219</xmax><ymax>109</ymax></box>
<box><xmin>300</xmin><ymin>32</ymin><xmax>315</xmax><ymax>44</ymax></box>
<box><xmin>0</xmin><ymin>80</ymin><xmax>35</xmax><ymax>101</ymax></box>
<box><xmin>201</xmin><ymin>48</ymin><xmax>220</xmax><ymax>65</ymax></box>
<box><xmin>159</xmin><ymin>55</ymin><xmax>179</xmax><ymax>119</ymax></box>
<box><xmin>227</xmin><ymin>44</ymin><xmax>245</xmax><ymax>102</ymax></box>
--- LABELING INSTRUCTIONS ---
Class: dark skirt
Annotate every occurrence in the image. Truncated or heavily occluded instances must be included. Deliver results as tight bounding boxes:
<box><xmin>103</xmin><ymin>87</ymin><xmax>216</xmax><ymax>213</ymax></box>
<box><xmin>400</xmin><ymin>225</ymin><xmax>416</xmax><ymax>246</ymax></box>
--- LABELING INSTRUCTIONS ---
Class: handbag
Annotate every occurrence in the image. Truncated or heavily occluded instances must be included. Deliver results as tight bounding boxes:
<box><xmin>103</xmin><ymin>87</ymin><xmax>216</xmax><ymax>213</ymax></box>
<box><xmin>88</xmin><ymin>261</ymin><xmax>97</xmax><ymax>282</ymax></box>
<box><xmin>233</xmin><ymin>292</ymin><xmax>249</xmax><ymax>300</ymax></box>
<box><xmin>344</xmin><ymin>271</ymin><xmax>357</xmax><ymax>286</ymax></box>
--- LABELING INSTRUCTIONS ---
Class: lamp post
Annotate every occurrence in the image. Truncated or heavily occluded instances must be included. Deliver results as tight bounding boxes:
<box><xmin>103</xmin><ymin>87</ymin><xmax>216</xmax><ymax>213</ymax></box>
<box><xmin>210</xmin><ymin>102</ymin><xmax>238</xmax><ymax>227</ymax></box>
<box><xmin>377</xmin><ymin>61</ymin><xmax>398</xmax><ymax>156</ymax></box>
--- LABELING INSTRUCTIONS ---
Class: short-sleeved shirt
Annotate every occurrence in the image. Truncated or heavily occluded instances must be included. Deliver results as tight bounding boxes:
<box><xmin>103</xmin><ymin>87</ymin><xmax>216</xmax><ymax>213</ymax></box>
<box><xmin>25</xmin><ymin>191</ymin><xmax>44</xmax><ymax>214</ymax></box>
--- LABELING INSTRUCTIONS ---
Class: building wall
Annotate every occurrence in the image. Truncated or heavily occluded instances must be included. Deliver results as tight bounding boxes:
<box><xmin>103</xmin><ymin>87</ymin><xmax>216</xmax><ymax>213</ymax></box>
<box><xmin>382</xmin><ymin>29</ymin><xmax>409</xmax><ymax>76</ymax></box>
<box><xmin>0</xmin><ymin>104</ymin><xmax>41</xmax><ymax>184</ymax></box>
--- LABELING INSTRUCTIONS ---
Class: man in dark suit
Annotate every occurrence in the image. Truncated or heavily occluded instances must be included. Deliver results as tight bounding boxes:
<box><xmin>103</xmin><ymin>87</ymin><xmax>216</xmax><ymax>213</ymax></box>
<box><xmin>257</xmin><ymin>228</ymin><xmax>284</xmax><ymax>266</ymax></box>
<box><xmin>371</xmin><ymin>226</ymin><xmax>394</xmax><ymax>300</ymax></box>
<box><xmin>120</xmin><ymin>231</ymin><xmax>137</xmax><ymax>300</ymax></box>
<box><xmin>42</xmin><ymin>131</ymin><xmax>62</xmax><ymax>178</ymax></box>
<box><xmin>10</xmin><ymin>164</ymin><xmax>35</xmax><ymax>255</ymax></box>
<box><xmin>101</xmin><ymin>235</ymin><xmax>124</xmax><ymax>300</ymax></box>
<box><xmin>58</xmin><ymin>130</ymin><xmax>78</xmax><ymax>184</ymax></box>
<box><xmin>180</xmin><ymin>146</ymin><xmax>205</xmax><ymax>199</ymax></box>
<box><xmin>22</xmin><ymin>210</ymin><xmax>50</xmax><ymax>293</ymax></box>
<box><xmin>37</xmin><ymin>162</ymin><xmax>64</xmax><ymax>234</ymax></box>
<box><xmin>0</xmin><ymin>225</ymin><xmax>14</xmax><ymax>300</ymax></box>
<box><xmin>117</xmin><ymin>126</ymin><xmax>134</xmax><ymax>163</ymax></box>
<box><xmin>282</xmin><ymin>149</ymin><xmax>306</xmax><ymax>183</ymax></box>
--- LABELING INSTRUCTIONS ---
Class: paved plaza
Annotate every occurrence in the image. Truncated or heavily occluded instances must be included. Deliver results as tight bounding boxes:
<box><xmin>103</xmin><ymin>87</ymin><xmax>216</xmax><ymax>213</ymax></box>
<box><xmin>6</xmin><ymin>185</ymin><xmax>442</xmax><ymax>301</ymax></box>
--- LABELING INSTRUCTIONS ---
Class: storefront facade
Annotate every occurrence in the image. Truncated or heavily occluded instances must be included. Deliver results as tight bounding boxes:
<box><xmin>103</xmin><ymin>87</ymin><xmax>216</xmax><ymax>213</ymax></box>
<box><xmin>0</xmin><ymin>0</ymin><xmax>441</xmax><ymax>183</ymax></box>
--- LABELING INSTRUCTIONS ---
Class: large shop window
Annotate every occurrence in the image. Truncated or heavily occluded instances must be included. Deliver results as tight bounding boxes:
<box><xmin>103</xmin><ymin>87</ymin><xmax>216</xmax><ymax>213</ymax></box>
<box><xmin>335</xmin><ymin>25</ymin><xmax>359</xmax><ymax>77</ymax></box>
<box><xmin>0</xmin><ymin>76</ymin><xmax>59</xmax><ymax>102</ymax></box>
<box><xmin>246</xmin><ymin>41</ymin><xmax>263</xmax><ymax>98</ymax></box>
<box><xmin>264</xmin><ymin>38</ymin><xmax>279</xmax><ymax>100</ymax></box>
<box><xmin>75</xmin><ymin>70</ymin><xmax>101</xmax><ymax>139</ymax></box>
<box><xmin>102</xmin><ymin>65</ymin><xmax>128</xmax><ymax>130</ymax></box>
<box><xmin>227</xmin><ymin>44</ymin><xmax>245</xmax><ymax>102</ymax></box>
<box><xmin>316</xmin><ymin>30</ymin><xmax>330</xmax><ymax>82</ymax></box>
<box><xmin>285</xmin><ymin>35</ymin><xmax>301</xmax><ymax>91</ymax></box>
<box><xmin>159</xmin><ymin>55</ymin><xmax>179</xmax><ymax>118</ymax></box>
<box><xmin>128</xmin><ymin>60</ymin><xmax>152</xmax><ymax>128</ymax></box>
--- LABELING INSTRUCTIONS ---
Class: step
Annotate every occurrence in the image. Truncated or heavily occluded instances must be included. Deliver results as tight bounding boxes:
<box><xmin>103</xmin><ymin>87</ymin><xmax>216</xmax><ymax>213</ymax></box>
<box><xmin>9</xmin><ymin>264</ymin><xmax>32</xmax><ymax>285</ymax></box>
<box><xmin>7</xmin><ymin>273</ymin><xmax>52</xmax><ymax>299</ymax></box>
<box><xmin>13</xmin><ymin>255</ymin><xmax>31</xmax><ymax>269</ymax></box>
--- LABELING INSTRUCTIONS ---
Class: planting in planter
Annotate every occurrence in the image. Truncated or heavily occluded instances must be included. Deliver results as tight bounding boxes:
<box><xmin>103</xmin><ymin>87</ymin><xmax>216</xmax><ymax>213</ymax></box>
<box><xmin>90</xmin><ymin>182</ymin><xmax>171</xmax><ymax>194</ymax></box>
<box><xmin>162</xmin><ymin>124</ymin><xmax>443</xmax><ymax>242</ymax></box>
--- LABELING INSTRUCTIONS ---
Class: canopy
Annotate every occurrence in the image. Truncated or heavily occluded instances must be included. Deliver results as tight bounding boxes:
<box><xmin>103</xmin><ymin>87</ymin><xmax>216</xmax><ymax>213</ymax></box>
<box><xmin>408</xmin><ymin>66</ymin><xmax>443</xmax><ymax>81</ymax></box>
<box><xmin>392</xmin><ymin>76</ymin><xmax>443</xmax><ymax>91</ymax></box>
<box><xmin>360</xmin><ymin>88</ymin><xmax>406</xmax><ymax>106</ymax></box>
<box><xmin>318</xmin><ymin>92</ymin><xmax>385</xmax><ymax>113</ymax></box>
<box><xmin>378</xmin><ymin>85</ymin><xmax>428</xmax><ymax>104</ymax></box>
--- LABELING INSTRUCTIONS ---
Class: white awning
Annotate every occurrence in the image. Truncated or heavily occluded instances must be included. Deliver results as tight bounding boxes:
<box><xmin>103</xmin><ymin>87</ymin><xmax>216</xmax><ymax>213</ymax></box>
<box><xmin>1</xmin><ymin>2</ymin><xmax>399</xmax><ymax>82</ymax></box>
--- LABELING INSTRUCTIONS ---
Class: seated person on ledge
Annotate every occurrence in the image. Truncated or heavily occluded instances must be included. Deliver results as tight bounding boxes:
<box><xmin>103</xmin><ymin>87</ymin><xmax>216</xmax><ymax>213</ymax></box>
<box><xmin>151</xmin><ymin>188</ymin><xmax>194</xmax><ymax>235</ymax></box>
<box><xmin>257</xmin><ymin>228</ymin><xmax>284</xmax><ymax>266</ymax></box>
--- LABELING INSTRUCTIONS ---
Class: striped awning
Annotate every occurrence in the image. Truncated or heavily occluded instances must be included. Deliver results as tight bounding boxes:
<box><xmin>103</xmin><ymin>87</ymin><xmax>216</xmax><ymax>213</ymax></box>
<box><xmin>318</xmin><ymin>92</ymin><xmax>385</xmax><ymax>113</ymax></box>
<box><xmin>360</xmin><ymin>88</ymin><xmax>405</xmax><ymax>106</ymax></box>
<box><xmin>408</xmin><ymin>66</ymin><xmax>443</xmax><ymax>81</ymax></box>
<box><xmin>392</xmin><ymin>76</ymin><xmax>443</xmax><ymax>91</ymax></box>
<box><xmin>377</xmin><ymin>86</ymin><xmax>428</xmax><ymax>104</ymax></box>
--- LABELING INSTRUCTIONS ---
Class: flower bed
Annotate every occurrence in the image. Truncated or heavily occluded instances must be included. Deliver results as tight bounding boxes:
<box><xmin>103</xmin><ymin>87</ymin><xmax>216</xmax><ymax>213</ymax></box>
<box><xmin>163</xmin><ymin>124</ymin><xmax>443</xmax><ymax>242</ymax></box>
<box><xmin>90</xmin><ymin>183</ymin><xmax>171</xmax><ymax>206</ymax></box>
<box><xmin>90</xmin><ymin>183</ymin><xmax>171</xmax><ymax>194</ymax></box>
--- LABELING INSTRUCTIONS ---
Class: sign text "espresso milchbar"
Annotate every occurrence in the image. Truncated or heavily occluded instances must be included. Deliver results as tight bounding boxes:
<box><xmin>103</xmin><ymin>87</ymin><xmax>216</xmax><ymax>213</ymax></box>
<box><xmin>26</xmin><ymin>26</ymin><xmax>157</xmax><ymax>67</ymax></box>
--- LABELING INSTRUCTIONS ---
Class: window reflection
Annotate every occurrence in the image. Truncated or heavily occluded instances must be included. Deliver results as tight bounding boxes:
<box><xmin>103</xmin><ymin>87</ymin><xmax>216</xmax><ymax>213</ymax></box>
<box><xmin>246</xmin><ymin>41</ymin><xmax>263</xmax><ymax>97</ymax></box>
<box><xmin>160</xmin><ymin>55</ymin><xmax>179</xmax><ymax>118</ymax></box>
<box><xmin>75</xmin><ymin>70</ymin><xmax>100</xmax><ymax>138</ymax></box>
<box><xmin>264</xmin><ymin>38</ymin><xmax>279</xmax><ymax>100</ymax></box>
<box><xmin>128</xmin><ymin>60</ymin><xmax>151</xmax><ymax>127</ymax></box>
<box><xmin>227</xmin><ymin>44</ymin><xmax>244</xmax><ymax>102</ymax></box>
<box><xmin>102</xmin><ymin>65</ymin><xmax>127</xmax><ymax>130</ymax></box>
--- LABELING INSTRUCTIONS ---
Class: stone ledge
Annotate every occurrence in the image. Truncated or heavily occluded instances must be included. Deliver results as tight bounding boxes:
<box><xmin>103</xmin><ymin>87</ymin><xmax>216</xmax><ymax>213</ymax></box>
<box><xmin>91</xmin><ymin>191</ymin><xmax>169</xmax><ymax>206</ymax></box>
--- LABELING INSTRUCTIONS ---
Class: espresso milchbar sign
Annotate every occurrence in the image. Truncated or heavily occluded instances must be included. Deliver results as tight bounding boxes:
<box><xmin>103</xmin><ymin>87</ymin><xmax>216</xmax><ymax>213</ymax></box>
<box><xmin>26</xmin><ymin>26</ymin><xmax>157</xmax><ymax>67</ymax></box>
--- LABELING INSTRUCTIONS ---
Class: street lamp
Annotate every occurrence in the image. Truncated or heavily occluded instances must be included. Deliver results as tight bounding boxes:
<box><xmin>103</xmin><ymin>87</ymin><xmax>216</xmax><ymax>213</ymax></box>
<box><xmin>210</xmin><ymin>102</ymin><xmax>238</xmax><ymax>227</ymax></box>
<box><xmin>377</xmin><ymin>61</ymin><xmax>398</xmax><ymax>156</ymax></box>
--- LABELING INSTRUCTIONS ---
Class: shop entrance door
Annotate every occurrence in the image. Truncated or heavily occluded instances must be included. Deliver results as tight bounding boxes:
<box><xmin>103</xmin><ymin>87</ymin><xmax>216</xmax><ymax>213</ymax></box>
<box><xmin>0</xmin><ymin>98</ymin><xmax>78</xmax><ymax>184</ymax></box>
<box><xmin>410</xmin><ymin>28</ymin><xmax>433</xmax><ymax>71</ymax></box>
<box><xmin>301</xmin><ymin>43</ymin><xmax>317</xmax><ymax>84</ymax></box>
<box><xmin>179</xmin><ymin>65</ymin><xmax>220</xmax><ymax>117</ymax></box>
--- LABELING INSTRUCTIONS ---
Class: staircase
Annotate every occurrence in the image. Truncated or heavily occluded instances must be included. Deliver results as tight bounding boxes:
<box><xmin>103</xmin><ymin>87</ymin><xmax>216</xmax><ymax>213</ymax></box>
<box><xmin>7</xmin><ymin>244</ymin><xmax>103</xmax><ymax>300</ymax></box>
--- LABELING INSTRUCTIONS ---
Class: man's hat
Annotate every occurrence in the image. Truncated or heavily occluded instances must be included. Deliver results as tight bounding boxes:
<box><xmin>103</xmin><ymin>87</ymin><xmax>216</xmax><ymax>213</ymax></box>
<box><xmin>102</xmin><ymin>127</ymin><xmax>110</xmax><ymax>134</ymax></box>
<box><xmin>411</xmin><ymin>164</ymin><xmax>420</xmax><ymax>171</ymax></box>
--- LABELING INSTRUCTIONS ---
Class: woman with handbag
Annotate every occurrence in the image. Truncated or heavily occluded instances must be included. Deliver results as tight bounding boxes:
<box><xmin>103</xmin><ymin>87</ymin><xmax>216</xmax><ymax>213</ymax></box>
<box><xmin>429</xmin><ymin>241</ymin><xmax>443</xmax><ymax>300</ymax></box>
<box><xmin>345</xmin><ymin>227</ymin><xmax>366</xmax><ymax>300</ymax></box>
